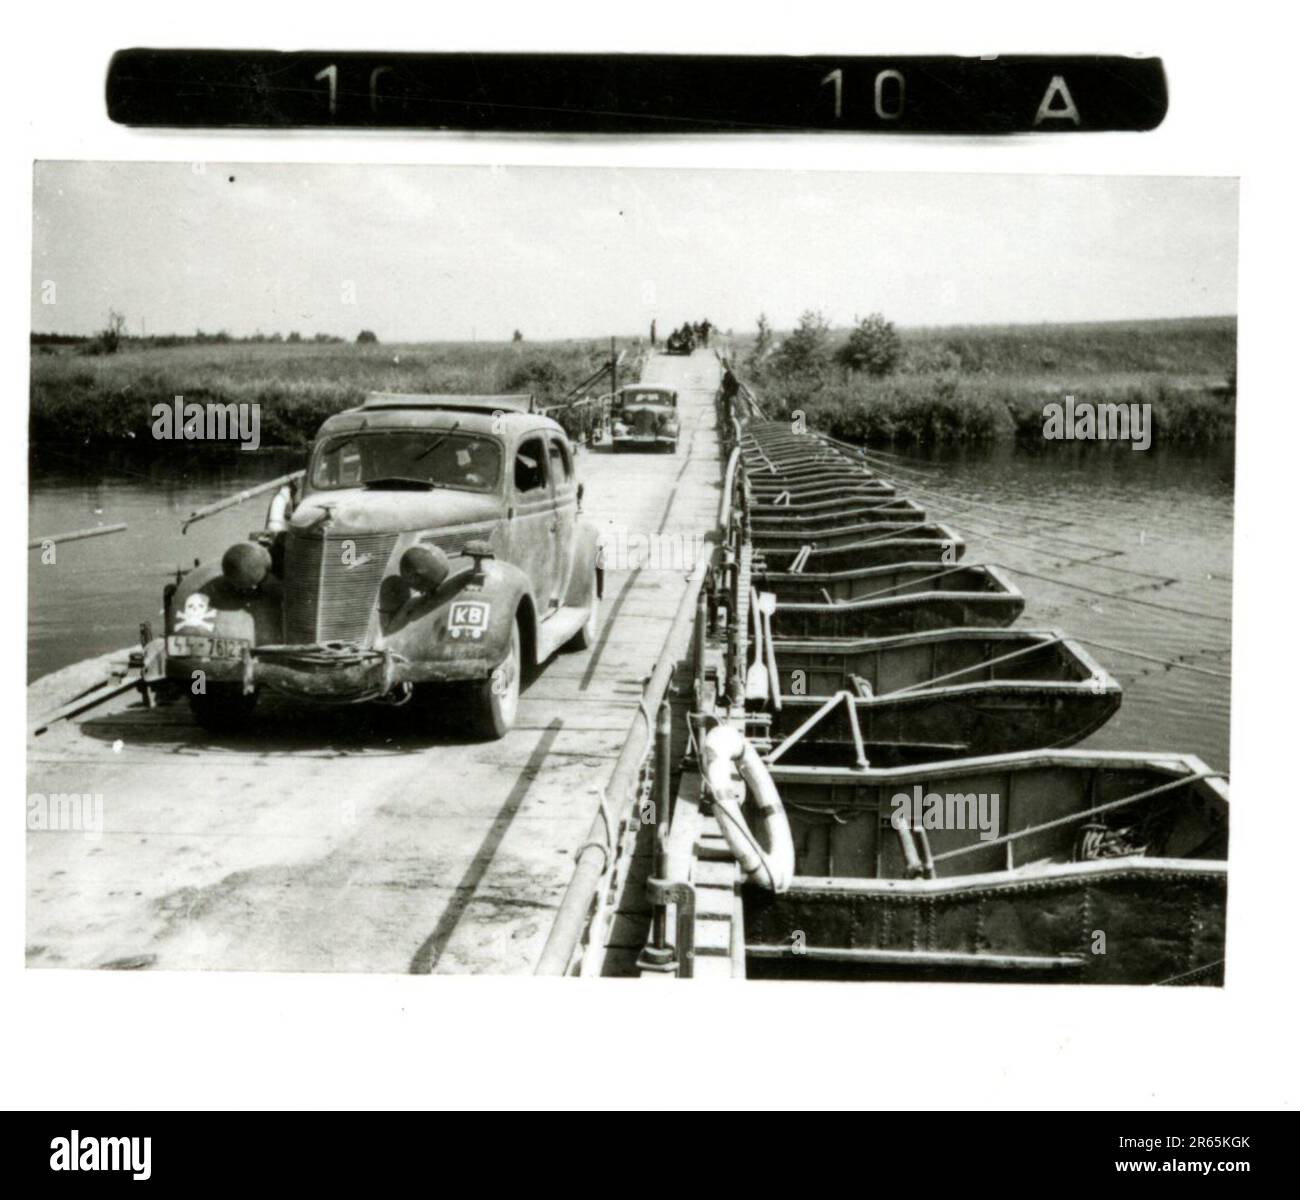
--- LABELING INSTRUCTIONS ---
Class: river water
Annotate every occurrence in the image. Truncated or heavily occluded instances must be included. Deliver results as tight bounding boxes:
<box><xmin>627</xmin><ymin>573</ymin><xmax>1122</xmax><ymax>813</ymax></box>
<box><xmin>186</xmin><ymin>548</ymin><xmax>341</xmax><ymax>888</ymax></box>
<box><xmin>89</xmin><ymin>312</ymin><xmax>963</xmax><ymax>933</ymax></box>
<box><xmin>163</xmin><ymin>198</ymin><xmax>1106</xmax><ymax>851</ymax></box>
<box><xmin>27</xmin><ymin>440</ymin><xmax>1234</xmax><ymax>770</ymax></box>
<box><xmin>27</xmin><ymin>447</ymin><xmax>303</xmax><ymax>686</ymax></box>
<box><xmin>877</xmin><ymin>440</ymin><xmax>1235</xmax><ymax>771</ymax></box>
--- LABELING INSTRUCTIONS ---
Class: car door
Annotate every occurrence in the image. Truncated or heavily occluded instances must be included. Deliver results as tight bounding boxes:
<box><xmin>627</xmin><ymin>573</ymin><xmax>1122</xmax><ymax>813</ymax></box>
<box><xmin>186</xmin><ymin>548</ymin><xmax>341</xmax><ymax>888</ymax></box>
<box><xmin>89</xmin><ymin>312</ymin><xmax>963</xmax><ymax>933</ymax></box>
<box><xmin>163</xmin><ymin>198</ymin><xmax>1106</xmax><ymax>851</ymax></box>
<box><xmin>547</xmin><ymin>434</ymin><xmax>578</xmax><ymax>607</ymax></box>
<box><xmin>509</xmin><ymin>433</ymin><xmax>557</xmax><ymax>610</ymax></box>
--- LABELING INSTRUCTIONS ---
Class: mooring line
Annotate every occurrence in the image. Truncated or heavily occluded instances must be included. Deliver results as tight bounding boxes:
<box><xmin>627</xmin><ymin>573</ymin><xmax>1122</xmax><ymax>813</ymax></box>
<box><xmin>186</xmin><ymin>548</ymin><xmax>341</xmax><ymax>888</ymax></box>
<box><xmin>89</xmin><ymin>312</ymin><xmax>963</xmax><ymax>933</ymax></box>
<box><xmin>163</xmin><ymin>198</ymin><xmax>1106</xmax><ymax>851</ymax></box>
<box><xmin>992</xmin><ymin>563</ymin><xmax>1232</xmax><ymax>624</ymax></box>
<box><xmin>878</xmin><ymin>637</ymin><xmax>1065</xmax><ymax>698</ymax></box>
<box><xmin>842</xmin><ymin>564</ymin><xmax>974</xmax><ymax>601</ymax></box>
<box><xmin>820</xmin><ymin>440</ymin><xmax>1232</xmax><ymax>590</ymax></box>
<box><xmin>952</xmin><ymin>516</ymin><xmax>1180</xmax><ymax>584</ymax></box>
<box><xmin>1069</xmin><ymin>636</ymin><xmax>1232</xmax><ymax>680</ymax></box>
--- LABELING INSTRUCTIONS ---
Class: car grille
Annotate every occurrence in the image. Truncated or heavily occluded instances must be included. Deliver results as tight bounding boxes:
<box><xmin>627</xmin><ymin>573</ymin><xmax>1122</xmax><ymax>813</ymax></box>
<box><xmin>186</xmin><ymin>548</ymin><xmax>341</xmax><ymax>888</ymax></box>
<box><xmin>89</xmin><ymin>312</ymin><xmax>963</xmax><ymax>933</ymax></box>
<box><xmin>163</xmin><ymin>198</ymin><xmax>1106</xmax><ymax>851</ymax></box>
<box><xmin>633</xmin><ymin>408</ymin><xmax>659</xmax><ymax>435</ymax></box>
<box><xmin>283</xmin><ymin>531</ymin><xmax>397</xmax><ymax>644</ymax></box>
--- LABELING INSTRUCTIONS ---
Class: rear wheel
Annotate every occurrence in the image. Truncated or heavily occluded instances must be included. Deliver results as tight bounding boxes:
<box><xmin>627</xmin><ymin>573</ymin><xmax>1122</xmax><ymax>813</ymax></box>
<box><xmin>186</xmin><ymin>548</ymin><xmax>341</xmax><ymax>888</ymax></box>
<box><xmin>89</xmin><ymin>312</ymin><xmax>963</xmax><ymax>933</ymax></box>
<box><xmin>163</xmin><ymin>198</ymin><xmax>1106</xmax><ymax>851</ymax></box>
<box><xmin>188</xmin><ymin>683</ymin><xmax>257</xmax><ymax>732</ymax></box>
<box><xmin>468</xmin><ymin>619</ymin><xmax>522</xmax><ymax>739</ymax></box>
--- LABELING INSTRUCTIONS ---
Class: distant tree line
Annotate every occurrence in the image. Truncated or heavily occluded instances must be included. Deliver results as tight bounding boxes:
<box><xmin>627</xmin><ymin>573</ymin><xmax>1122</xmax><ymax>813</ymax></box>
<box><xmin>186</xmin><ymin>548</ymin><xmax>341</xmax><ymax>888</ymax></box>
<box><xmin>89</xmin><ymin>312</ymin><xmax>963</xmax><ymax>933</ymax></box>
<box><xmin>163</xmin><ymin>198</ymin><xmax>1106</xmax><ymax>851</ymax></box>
<box><xmin>747</xmin><ymin>310</ymin><xmax>902</xmax><ymax>380</ymax></box>
<box><xmin>31</xmin><ymin>326</ymin><xmax>360</xmax><ymax>354</ymax></box>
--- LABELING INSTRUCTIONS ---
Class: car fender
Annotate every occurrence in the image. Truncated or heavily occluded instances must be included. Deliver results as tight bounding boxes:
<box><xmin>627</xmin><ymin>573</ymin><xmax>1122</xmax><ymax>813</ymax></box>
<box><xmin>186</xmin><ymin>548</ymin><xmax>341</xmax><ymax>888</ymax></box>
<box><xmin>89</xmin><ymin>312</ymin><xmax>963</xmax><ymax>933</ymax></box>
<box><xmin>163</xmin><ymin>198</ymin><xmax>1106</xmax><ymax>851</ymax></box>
<box><xmin>380</xmin><ymin>558</ymin><xmax>538</xmax><ymax>671</ymax></box>
<box><xmin>562</xmin><ymin>520</ymin><xmax>601</xmax><ymax>607</ymax></box>
<box><xmin>167</xmin><ymin>562</ymin><xmax>284</xmax><ymax>647</ymax></box>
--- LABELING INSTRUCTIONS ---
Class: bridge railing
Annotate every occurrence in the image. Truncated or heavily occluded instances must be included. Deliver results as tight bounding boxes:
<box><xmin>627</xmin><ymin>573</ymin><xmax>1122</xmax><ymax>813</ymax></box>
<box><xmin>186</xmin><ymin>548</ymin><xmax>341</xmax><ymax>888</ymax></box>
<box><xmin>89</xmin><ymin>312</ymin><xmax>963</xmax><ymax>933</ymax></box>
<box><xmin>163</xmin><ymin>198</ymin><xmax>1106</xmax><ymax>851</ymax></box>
<box><xmin>534</xmin><ymin>361</ymin><xmax>729</xmax><ymax>979</ymax></box>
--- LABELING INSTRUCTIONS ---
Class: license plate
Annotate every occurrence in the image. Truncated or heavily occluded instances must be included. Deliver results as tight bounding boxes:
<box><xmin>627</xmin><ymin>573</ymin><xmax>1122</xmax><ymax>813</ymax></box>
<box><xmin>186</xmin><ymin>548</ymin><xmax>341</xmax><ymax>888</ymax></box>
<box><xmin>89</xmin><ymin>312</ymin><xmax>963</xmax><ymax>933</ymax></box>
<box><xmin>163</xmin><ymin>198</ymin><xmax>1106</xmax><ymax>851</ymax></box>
<box><xmin>167</xmin><ymin>635</ymin><xmax>249</xmax><ymax>658</ymax></box>
<box><xmin>448</xmin><ymin>601</ymin><xmax>489</xmax><ymax>639</ymax></box>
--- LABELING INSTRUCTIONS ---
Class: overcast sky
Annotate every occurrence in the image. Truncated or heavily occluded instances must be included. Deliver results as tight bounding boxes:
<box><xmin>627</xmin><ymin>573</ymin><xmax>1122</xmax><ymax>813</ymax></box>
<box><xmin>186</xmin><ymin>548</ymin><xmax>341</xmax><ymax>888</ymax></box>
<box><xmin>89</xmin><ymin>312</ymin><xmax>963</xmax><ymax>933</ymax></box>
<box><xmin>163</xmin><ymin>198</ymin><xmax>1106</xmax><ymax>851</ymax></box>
<box><xmin>31</xmin><ymin>162</ymin><xmax>1237</xmax><ymax>341</ymax></box>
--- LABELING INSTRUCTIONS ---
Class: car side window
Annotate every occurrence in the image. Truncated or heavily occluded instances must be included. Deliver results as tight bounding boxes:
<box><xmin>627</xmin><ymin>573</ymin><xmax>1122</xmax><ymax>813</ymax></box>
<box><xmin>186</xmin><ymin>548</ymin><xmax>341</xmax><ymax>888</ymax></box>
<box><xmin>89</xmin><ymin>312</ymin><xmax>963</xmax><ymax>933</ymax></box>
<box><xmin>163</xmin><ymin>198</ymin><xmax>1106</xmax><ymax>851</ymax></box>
<box><xmin>548</xmin><ymin>437</ymin><xmax>573</xmax><ymax>485</ymax></box>
<box><xmin>514</xmin><ymin>436</ymin><xmax>549</xmax><ymax>495</ymax></box>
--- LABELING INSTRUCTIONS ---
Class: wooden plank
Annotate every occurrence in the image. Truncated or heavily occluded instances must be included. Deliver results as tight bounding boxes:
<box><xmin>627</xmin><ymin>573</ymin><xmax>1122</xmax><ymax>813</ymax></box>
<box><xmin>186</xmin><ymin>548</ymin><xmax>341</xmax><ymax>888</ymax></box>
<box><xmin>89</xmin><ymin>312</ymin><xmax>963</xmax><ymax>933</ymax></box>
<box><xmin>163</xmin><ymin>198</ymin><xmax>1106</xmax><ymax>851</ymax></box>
<box><xmin>693</xmin><ymin>858</ymin><xmax>740</xmax><ymax>888</ymax></box>
<box><xmin>695</xmin><ymin>919</ymin><xmax>732</xmax><ymax>955</ymax></box>
<box><xmin>695</xmin><ymin>884</ymin><xmax>737</xmax><ymax>919</ymax></box>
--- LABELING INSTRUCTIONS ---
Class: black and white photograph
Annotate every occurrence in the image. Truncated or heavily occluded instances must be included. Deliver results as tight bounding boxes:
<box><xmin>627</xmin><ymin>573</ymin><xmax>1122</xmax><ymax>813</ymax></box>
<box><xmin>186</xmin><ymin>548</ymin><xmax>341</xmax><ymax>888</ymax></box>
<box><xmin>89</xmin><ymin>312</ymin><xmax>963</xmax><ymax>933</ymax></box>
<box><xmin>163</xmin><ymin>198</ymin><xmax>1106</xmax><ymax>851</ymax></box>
<box><xmin>7</xmin><ymin>0</ymin><xmax>1299</xmax><ymax>1135</ymax></box>
<box><xmin>26</xmin><ymin>164</ymin><xmax>1236</xmax><ymax>982</ymax></box>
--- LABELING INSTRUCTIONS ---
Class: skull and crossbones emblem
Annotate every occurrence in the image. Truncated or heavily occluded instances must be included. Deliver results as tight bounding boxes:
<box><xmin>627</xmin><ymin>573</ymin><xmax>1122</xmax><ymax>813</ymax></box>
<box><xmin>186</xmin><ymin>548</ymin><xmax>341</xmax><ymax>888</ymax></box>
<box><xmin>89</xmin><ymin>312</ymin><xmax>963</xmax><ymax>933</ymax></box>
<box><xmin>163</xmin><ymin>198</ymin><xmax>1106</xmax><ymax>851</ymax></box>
<box><xmin>176</xmin><ymin>592</ymin><xmax>218</xmax><ymax>633</ymax></box>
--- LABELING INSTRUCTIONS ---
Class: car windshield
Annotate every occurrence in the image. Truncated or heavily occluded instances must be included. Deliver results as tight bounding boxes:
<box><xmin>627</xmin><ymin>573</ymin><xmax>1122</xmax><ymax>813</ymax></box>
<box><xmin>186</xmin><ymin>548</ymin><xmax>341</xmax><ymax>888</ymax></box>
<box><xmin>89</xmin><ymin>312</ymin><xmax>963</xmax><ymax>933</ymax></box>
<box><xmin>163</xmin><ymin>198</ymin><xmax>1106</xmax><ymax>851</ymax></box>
<box><xmin>309</xmin><ymin>431</ymin><xmax>502</xmax><ymax>493</ymax></box>
<box><xmin>619</xmin><ymin>390</ymin><xmax>675</xmax><ymax>408</ymax></box>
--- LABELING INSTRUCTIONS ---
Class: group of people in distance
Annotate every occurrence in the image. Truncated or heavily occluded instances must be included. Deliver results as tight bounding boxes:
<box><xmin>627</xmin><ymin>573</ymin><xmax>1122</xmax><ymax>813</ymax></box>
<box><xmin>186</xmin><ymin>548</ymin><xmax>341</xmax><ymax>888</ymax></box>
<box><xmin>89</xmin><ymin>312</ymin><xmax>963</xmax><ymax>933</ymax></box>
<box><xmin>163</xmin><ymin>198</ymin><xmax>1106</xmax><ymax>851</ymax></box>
<box><xmin>653</xmin><ymin>318</ymin><xmax>712</xmax><ymax>353</ymax></box>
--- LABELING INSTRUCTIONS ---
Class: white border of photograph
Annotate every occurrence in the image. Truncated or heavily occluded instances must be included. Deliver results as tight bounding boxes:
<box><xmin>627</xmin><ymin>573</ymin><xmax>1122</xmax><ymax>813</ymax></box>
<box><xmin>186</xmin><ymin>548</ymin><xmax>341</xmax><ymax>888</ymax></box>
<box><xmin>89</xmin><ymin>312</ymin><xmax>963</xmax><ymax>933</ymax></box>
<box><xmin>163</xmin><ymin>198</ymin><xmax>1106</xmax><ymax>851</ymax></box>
<box><xmin>6</xmin><ymin>1</ymin><xmax>1295</xmax><ymax>1111</ymax></box>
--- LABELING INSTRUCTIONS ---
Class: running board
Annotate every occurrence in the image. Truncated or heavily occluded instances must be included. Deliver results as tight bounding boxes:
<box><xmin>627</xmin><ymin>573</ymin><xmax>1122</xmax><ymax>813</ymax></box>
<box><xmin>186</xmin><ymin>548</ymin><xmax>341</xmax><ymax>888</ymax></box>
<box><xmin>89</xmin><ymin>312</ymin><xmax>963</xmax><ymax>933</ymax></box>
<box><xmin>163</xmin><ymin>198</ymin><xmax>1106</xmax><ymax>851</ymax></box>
<box><xmin>536</xmin><ymin>605</ymin><xmax>590</xmax><ymax>661</ymax></box>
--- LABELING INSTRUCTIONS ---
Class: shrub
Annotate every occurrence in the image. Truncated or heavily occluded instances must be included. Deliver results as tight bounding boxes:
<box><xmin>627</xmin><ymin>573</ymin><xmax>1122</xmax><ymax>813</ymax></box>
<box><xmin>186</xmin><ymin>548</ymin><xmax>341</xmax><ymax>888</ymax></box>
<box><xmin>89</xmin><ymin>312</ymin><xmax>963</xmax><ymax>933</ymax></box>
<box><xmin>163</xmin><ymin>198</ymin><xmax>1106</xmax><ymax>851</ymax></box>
<box><xmin>836</xmin><ymin>313</ymin><xmax>901</xmax><ymax>378</ymax></box>
<box><xmin>773</xmin><ymin>310</ymin><xmax>831</xmax><ymax>379</ymax></box>
<box><xmin>95</xmin><ymin>310</ymin><xmax>126</xmax><ymax>355</ymax></box>
<box><xmin>502</xmin><ymin>356</ymin><xmax>567</xmax><ymax>401</ymax></box>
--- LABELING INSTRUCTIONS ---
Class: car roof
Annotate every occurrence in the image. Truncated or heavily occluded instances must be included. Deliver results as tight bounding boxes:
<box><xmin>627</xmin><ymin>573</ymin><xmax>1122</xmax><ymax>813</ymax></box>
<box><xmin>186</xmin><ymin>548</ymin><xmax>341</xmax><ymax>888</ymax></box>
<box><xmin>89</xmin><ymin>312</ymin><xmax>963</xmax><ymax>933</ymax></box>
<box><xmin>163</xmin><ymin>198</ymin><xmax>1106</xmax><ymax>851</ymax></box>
<box><xmin>315</xmin><ymin>393</ymin><xmax>564</xmax><ymax>441</ymax></box>
<box><xmin>362</xmin><ymin>392</ymin><xmax>534</xmax><ymax>413</ymax></box>
<box><xmin>619</xmin><ymin>383</ymin><xmax>678</xmax><ymax>396</ymax></box>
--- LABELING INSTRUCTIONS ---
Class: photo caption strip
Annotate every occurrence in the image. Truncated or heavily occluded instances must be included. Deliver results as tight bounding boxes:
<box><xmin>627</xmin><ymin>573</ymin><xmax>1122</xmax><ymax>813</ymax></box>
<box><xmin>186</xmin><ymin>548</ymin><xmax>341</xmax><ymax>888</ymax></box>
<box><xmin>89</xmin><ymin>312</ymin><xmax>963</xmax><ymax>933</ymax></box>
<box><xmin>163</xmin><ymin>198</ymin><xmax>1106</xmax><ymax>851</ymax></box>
<box><xmin>106</xmin><ymin>51</ymin><xmax>1167</xmax><ymax>134</ymax></box>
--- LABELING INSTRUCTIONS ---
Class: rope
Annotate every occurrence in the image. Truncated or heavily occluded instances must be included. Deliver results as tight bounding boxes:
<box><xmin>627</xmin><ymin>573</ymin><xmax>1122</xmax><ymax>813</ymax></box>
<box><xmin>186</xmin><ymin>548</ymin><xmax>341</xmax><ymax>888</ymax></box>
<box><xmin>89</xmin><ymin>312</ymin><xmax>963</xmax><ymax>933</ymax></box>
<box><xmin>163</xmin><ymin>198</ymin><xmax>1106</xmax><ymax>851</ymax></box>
<box><xmin>841</xmin><ymin>442</ymin><xmax>1234</xmax><ymax>589</ymax></box>
<box><xmin>878</xmin><ymin>637</ymin><xmax>1065</xmax><ymax>698</ymax></box>
<box><xmin>1070</xmin><ymin>636</ymin><xmax>1232</xmax><ymax>681</ymax></box>
<box><xmin>993</xmin><ymin>564</ymin><xmax>1232</xmax><ymax>625</ymax></box>
<box><xmin>848</xmin><ymin>564</ymin><xmax>975</xmax><ymax>601</ymax></box>
<box><xmin>952</xmin><ymin>515</ymin><xmax>1179</xmax><ymax>584</ymax></box>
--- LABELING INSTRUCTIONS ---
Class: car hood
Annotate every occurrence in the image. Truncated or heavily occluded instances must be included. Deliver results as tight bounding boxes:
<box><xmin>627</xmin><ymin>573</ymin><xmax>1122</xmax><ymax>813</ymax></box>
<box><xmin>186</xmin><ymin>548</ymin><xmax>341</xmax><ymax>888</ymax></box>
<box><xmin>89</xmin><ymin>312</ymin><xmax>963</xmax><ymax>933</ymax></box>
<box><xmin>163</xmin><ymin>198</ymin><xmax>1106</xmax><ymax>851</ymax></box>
<box><xmin>290</xmin><ymin>487</ymin><xmax>501</xmax><ymax>535</ymax></box>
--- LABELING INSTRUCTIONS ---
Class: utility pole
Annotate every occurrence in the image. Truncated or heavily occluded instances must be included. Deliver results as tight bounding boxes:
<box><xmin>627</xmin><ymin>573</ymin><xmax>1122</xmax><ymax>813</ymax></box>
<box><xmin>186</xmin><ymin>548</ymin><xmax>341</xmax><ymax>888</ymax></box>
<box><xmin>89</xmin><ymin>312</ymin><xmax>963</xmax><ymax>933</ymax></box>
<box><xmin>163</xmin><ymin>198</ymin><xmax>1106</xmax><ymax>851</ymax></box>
<box><xmin>610</xmin><ymin>336</ymin><xmax>617</xmax><ymax>395</ymax></box>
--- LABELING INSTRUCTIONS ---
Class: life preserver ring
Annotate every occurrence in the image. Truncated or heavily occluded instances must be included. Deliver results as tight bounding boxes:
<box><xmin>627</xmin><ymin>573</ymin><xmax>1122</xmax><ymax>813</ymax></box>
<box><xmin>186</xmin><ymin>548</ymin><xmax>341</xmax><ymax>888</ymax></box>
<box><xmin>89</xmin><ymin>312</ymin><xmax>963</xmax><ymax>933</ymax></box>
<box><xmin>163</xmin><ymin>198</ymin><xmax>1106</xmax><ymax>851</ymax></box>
<box><xmin>702</xmin><ymin>724</ymin><xmax>794</xmax><ymax>893</ymax></box>
<box><xmin>265</xmin><ymin>484</ymin><xmax>293</xmax><ymax>532</ymax></box>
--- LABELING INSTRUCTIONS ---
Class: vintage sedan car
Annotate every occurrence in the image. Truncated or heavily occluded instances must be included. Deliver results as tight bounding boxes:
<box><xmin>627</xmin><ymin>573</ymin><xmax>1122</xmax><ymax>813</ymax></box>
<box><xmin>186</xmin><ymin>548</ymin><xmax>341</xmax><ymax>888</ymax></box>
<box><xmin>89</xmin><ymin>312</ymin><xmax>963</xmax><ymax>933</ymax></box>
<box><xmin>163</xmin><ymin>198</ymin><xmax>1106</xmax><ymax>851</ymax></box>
<box><xmin>610</xmin><ymin>384</ymin><xmax>681</xmax><ymax>453</ymax></box>
<box><xmin>163</xmin><ymin>393</ymin><xmax>601</xmax><ymax>738</ymax></box>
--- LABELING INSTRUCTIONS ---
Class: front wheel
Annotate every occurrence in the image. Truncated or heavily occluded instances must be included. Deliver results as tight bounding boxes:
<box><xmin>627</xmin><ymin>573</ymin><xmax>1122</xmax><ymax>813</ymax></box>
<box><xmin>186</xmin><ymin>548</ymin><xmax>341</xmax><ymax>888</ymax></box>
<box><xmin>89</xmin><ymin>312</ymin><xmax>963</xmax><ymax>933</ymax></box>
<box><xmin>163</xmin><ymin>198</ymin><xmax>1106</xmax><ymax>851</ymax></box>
<box><xmin>468</xmin><ymin>619</ymin><xmax>522</xmax><ymax>739</ymax></box>
<box><xmin>188</xmin><ymin>683</ymin><xmax>257</xmax><ymax>732</ymax></box>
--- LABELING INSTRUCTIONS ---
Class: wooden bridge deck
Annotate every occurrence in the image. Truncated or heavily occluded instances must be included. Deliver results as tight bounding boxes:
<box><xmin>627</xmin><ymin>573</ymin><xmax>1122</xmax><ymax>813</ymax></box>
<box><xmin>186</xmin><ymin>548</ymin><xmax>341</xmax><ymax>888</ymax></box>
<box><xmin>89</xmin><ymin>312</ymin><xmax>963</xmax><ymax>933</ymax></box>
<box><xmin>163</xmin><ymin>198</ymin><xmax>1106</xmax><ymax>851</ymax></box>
<box><xmin>25</xmin><ymin>349</ymin><xmax>723</xmax><ymax>975</ymax></box>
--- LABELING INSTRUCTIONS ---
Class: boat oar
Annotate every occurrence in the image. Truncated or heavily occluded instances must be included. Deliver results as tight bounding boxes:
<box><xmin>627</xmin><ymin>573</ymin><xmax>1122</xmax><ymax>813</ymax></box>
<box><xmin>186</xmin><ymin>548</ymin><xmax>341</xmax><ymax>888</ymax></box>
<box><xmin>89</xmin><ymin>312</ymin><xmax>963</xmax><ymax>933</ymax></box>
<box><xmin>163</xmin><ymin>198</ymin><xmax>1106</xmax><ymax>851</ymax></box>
<box><xmin>181</xmin><ymin>470</ymin><xmax>304</xmax><ymax>534</ymax></box>
<box><xmin>746</xmin><ymin>586</ymin><xmax>769</xmax><ymax>702</ymax></box>
<box><xmin>32</xmin><ymin>675</ymin><xmax>166</xmax><ymax>736</ymax></box>
<box><xmin>28</xmin><ymin>523</ymin><xmax>126</xmax><ymax>550</ymax></box>
<box><xmin>758</xmin><ymin>592</ymin><xmax>781</xmax><ymax>712</ymax></box>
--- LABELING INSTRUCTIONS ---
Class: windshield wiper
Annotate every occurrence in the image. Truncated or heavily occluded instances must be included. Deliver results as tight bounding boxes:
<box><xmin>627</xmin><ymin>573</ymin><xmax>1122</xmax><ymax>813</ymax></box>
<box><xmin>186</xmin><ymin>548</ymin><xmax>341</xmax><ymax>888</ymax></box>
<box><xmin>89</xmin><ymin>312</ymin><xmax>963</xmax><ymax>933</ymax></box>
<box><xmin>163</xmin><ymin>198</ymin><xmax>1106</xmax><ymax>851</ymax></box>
<box><xmin>413</xmin><ymin>421</ymin><xmax>461</xmax><ymax>462</ymax></box>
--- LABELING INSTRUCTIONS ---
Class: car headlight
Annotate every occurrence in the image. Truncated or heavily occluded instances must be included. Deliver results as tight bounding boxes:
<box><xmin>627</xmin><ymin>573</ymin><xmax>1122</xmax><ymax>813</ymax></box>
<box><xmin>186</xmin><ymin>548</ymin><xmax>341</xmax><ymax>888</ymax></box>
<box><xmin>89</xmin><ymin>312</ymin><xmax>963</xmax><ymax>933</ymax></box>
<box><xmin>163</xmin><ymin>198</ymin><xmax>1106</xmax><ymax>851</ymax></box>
<box><xmin>222</xmin><ymin>541</ymin><xmax>271</xmax><ymax>591</ymax></box>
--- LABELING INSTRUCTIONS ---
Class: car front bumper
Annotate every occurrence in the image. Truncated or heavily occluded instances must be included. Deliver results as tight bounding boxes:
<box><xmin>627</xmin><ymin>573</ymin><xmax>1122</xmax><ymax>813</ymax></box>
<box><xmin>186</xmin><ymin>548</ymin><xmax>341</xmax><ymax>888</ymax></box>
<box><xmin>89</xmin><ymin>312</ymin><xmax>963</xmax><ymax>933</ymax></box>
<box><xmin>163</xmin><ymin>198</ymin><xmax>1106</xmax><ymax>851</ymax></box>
<box><xmin>611</xmin><ymin>432</ymin><xmax>678</xmax><ymax>448</ymax></box>
<box><xmin>164</xmin><ymin>637</ymin><xmax>495</xmax><ymax>702</ymax></box>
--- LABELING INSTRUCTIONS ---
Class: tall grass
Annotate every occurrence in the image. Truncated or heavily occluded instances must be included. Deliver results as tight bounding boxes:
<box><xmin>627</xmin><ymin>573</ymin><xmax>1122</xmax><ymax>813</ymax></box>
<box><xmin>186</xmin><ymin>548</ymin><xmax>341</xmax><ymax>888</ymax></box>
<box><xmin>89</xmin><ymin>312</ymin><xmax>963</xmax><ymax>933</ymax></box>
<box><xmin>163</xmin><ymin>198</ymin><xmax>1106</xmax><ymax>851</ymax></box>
<box><xmin>29</xmin><ymin>339</ymin><xmax>617</xmax><ymax>450</ymax></box>
<box><xmin>739</xmin><ymin>317</ymin><xmax>1236</xmax><ymax>446</ymax></box>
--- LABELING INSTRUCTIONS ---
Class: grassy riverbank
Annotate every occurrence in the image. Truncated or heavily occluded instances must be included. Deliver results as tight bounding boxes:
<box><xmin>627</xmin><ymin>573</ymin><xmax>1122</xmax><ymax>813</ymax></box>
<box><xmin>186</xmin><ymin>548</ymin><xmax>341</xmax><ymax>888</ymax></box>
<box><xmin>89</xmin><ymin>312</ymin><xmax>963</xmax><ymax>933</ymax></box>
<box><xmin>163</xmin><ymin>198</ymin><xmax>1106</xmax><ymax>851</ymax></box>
<box><xmin>29</xmin><ymin>339</ymin><xmax>622</xmax><ymax>450</ymax></box>
<box><xmin>734</xmin><ymin>317</ymin><xmax>1236</xmax><ymax>446</ymax></box>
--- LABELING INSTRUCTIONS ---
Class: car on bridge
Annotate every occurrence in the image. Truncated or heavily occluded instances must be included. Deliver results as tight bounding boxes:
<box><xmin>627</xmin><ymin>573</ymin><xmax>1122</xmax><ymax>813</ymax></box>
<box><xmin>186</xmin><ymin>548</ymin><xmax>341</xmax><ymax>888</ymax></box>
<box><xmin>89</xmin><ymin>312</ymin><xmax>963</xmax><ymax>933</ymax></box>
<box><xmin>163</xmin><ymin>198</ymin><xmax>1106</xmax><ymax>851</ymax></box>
<box><xmin>610</xmin><ymin>384</ymin><xmax>681</xmax><ymax>453</ymax></box>
<box><xmin>665</xmin><ymin>327</ymin><xmax>694</xmax><ymax>355</ymax></box>
<box><xmin>163</xmin><ymin>393</ymin><xmax>601</xmax><ymax>738</ymax></box>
